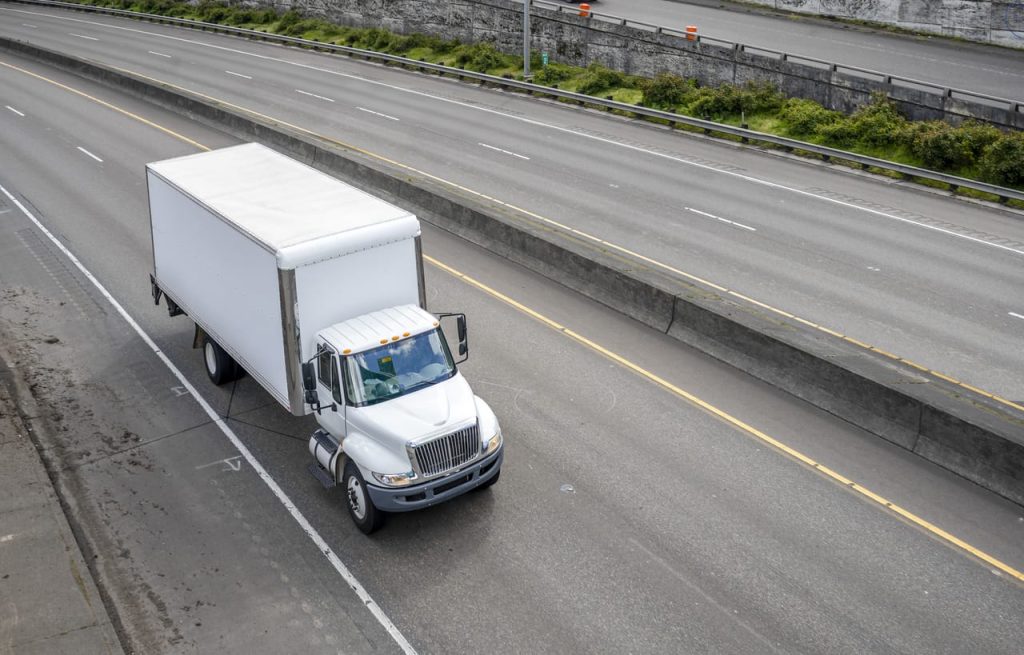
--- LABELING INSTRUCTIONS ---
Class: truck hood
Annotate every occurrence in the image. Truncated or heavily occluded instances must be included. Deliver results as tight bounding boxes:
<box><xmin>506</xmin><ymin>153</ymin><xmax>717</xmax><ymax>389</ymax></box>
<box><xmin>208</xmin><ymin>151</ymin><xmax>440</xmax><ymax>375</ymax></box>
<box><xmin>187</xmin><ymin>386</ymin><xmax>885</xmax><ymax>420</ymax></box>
<box><xmin>348</xmin><ymin>373</ymin><xmax>478</xmax><ymax>450</ymax></box>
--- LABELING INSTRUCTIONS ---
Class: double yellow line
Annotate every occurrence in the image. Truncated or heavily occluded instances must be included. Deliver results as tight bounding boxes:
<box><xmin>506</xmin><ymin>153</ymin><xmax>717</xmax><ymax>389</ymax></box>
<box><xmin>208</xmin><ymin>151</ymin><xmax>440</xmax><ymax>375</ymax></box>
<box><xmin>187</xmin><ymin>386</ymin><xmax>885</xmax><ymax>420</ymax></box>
<box><xmin>4</xmin><ymin>57</ymin><xmax>1020</xmax><ymax>584</ymax></box>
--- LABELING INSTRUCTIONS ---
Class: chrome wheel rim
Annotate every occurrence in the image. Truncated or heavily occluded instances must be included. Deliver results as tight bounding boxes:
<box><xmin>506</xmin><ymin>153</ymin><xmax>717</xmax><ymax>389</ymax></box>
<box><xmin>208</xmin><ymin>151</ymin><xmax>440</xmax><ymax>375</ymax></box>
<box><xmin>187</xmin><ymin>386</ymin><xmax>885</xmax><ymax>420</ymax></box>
<box><xmin>204</xmin><ymin>342</ymin><xmax>217</xmax><ymax>376</ymax></box>
<box><xmin>347</xmin><ymin>476</ymin><xmax>366</xmax><ymax>520</ymax></box>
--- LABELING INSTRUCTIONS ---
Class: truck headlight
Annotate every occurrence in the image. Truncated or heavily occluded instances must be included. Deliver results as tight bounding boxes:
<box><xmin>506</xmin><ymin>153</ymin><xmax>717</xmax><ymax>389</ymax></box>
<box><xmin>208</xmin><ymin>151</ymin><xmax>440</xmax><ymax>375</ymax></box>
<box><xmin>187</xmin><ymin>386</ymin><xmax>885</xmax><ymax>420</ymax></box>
<box><xmin>485</xmin><ymin>431</ymin><xmax>502</xmax><ymax>455</ymax></box>
<box><xmin>371</xmin><ymin>471</ymin><xmax>417</xmax><ymax>487</ymax></box>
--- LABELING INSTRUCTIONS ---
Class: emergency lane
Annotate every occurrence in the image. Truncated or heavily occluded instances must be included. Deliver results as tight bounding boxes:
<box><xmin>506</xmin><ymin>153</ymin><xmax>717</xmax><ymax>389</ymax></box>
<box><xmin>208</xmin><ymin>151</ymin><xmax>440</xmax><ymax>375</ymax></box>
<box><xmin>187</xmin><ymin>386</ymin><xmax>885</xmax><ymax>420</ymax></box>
<box><xmin>2</xmin><ymin>4</ymin><xmax>1023</xmax><ymax>404</ymax></box>
<box><xmin>2</xmin><ymin>49</ymin><xmax>1024</xmax><ymax>654</ymax></box>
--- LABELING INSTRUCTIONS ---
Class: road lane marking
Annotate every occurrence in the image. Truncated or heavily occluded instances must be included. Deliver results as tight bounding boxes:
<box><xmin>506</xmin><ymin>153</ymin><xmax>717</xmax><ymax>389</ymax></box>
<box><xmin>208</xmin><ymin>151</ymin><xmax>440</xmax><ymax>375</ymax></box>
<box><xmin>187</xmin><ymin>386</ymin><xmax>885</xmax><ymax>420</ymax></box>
<box><xmin>295</xmin><ymin>88</ymin><xmax>334</xmax><ymax>102</ymax></box>
<box><xmin>478</xmin><ymin>142</ymin><xmax>530</xmax><ymax>160</ymax></box>
<box><xmin>68</xmin><ymin>32</ymin><xmax>99</xmax><ymax>41</ymax></box>
<box><xmin>147</xmin><ymin>50</ymin><xmax>171</xmax><ymax>58</ymax></box>
<box><xmin>356</xmin><ymin>106</ymin><xmax>398</xmax><ymax>121</ymax></box>
<box><xmin>0</xmin><ymin>182</ymin><xmax>417</xmax><ymax>655</ymax></box>
<box><xmin>0</xmin><ymin>61</ymin><xmax>209</xmax><ymax>151</ymax></box>
<box><xmin>15</xmin><ymin>5</ymin><xmax>1022</xmax><ymax>259</ymax></box>
<box><xmin>195</xmin><ymin>456</ymin><xmax>242</xmax><ymax>472</ymax></box>
<box><xmin>686</xmin><ymin>207</ymin><xmax>757</xmax><ymax>232</ymax></box>
<box><xmin>76</xmin><ymin>146</ymin><xmax>103</xmax><ymax>163</ymax></box>
<box><xmin>1010</xmin><ymin>312</ymin><xmax>1024</xmax><ymax>321</ymax></box>
<box><xmin>98</xmin><ymin>64</ymin><xmax>1024</xmax><ymax>415</ymax></box>
<box><xmin>224</xmin><ymin>70</ymin><xmax>251</xmax><ymax>79</ymax></box>
<box><xmin>424</xmin><ymin>254</ymin><xmax>1024</xmax><ymax>584</ymax></box>
<box><xmin>5</xmin><ymin>105</ymin><xmax>24</xmax><ymax>117</ymax></box>
<box><xmin>21</xmin><ymin>23</ymin><xmax>37</xmax><ymax>28</ymax></box>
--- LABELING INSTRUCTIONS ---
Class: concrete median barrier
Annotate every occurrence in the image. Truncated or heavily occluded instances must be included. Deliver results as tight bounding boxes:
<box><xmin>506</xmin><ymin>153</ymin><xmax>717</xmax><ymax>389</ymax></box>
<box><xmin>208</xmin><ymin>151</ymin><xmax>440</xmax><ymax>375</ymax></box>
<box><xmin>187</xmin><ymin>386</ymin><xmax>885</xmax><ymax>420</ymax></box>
<box><xmin>3</xmin><ymin>36</ymin><xmax>1021</xmax><ymax>505</ymax></box>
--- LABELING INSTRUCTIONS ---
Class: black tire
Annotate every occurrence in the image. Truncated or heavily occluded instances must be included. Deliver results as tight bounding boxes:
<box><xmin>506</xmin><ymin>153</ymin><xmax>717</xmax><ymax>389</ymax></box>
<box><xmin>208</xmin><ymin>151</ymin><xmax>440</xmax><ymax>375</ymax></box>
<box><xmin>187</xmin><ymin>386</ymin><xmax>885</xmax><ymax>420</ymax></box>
<box><xmin>476</xmin><ymin>467</ymin><xmax>500</xmax><ymax>490</ymax></box>
<box><xmin>202</xmin><ymin>335</ymin><xmax>239</xmax><ymax>386</ymax></box>
<box><xmin>342</xmin><ymin>461</ymin><xmax>384</xmax><ymax>534</ymax></box>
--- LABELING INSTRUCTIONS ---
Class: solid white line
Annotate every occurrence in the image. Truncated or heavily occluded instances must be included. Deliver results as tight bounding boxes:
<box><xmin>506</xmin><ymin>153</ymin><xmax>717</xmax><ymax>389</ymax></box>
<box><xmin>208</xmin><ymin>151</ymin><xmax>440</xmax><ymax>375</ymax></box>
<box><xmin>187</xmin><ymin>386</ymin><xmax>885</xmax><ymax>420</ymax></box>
<box><xmin>0</xmin><ymin>184</ymin><xmax>418</xmax><ymax>655</ymax></box>
<box><xmin>686</xmin><ymin>207</ymin><xmax>757</xmax><ymax>232</ymax></box>
<box><xmin>1010</xmin><ymin>312</ymin><xmax>1024</xmax><ymax>321</ymax></box>
<box><xmin>6</xmin><ymin>106</ymin><xmax>25</xmax><ymax>117</ymax></box>
<box><xmin>76</xmin><ymin>146</ymin><xmax>103</xmax><ymax>163</ymax></box>
<box><xmin>68</xmin><ymin>32</ymin><xmax>99</xmax><ymax>41</ymax></box>
<box><xmin>295</xmin><ymin>89</ymin><xmax>334</xmax><ymax>102</ymax></box>
<box><xmin>148</xmin><ymin>50</ymin><xmax>171</xmax><ymax>58</ymax></box>
<box><xmin>478</xmin><ymin>142</ymin><xmax>530</xmax><ymax>160</ymax></box>
<box><xmin>356</xmin><ymin>106</ymin><xmax>399</xmax><ymax>121</ymax></box>
<box><xmin>224</xmin><ymin>70</ymin><xmax>252</xmax><ymax>79</ymax></box>
<box><xmin>12</xmin><ymin>7</ymin><xmax>1021</xmax><ymax>257</ymax></box>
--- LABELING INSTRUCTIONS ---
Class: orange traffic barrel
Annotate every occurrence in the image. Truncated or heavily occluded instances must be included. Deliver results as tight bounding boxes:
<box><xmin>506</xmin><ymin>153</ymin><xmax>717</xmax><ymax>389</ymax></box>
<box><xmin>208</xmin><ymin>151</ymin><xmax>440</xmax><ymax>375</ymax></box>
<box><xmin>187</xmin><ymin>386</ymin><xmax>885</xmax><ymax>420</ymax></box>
<box><xmin>685</xmin><ymin>25</ymin><xmax>698</xmax><ymax>41</ymax></box>
<box><xmin>579</xmin><ymin>3</ymin><xmax>591</xmax><ymax>17</ymax></box>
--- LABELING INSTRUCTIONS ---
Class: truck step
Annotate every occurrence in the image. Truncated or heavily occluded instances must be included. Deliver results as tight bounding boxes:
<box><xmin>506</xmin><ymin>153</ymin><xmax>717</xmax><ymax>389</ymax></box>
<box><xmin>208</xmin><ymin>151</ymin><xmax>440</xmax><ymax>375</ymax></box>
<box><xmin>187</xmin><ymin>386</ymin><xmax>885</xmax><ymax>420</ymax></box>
<box><xmin>307</xmin><ymin>461</ymin><xmax>337</xmax><ymax>489</ymax></box>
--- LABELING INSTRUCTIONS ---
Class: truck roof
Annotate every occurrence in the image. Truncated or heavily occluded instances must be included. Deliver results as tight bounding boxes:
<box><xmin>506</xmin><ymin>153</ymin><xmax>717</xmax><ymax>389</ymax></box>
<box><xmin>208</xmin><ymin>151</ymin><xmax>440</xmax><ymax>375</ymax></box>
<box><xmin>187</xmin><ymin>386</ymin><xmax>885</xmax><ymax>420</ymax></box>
<box><xmin>146</xmin><ymin>143</ymin><xmax>419</xmax><ymax>268</ymax></box>
<box><xmin>321</xmin><ymin>305</ymin><xmax>439</xmax><ymax>356</ymax></box>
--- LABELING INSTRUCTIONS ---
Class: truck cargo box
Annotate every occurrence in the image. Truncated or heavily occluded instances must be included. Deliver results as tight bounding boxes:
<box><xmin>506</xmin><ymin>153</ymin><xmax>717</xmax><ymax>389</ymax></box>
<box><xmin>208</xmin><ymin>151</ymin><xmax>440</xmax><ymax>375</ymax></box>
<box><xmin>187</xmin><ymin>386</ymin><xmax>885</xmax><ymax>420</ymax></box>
<box><xmin>147</xmin><ymin>143</ymin><xmax>423</xmax><ymax>415</ymax></box>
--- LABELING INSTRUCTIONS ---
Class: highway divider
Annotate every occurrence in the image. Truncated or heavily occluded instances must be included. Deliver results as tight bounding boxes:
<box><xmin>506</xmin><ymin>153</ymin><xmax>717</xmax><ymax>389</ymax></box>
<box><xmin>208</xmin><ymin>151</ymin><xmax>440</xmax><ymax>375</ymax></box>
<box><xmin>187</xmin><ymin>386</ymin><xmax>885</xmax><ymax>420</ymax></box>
<box><xmin>3</xmin><ymin>36</ymin><xmax>1021</xmax><ymax>506</ymax></box>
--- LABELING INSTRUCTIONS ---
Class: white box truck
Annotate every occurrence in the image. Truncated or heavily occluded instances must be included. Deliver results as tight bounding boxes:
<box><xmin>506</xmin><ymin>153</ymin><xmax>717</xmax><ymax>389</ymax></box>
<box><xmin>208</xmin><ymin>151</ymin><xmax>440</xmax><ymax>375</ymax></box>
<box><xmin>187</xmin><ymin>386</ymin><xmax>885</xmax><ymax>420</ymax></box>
<box><xmin>146</xmin><ymin>143</ymin><xmax>503</xmax><ymax>533</ymax></box>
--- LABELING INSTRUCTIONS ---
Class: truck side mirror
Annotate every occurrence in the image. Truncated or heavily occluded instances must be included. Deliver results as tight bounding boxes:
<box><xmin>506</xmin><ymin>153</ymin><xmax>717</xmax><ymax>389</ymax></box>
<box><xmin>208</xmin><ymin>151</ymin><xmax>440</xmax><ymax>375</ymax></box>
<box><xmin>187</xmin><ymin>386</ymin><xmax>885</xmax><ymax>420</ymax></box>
<box><xmin>457</xmin><ymin>315</ymin><xmax>467</xmax><ymax>342</ymax></box>
<box><xmin>301</xmin><ymin>361</ymin><xmax>319</xmax><ymax>407</ymax></box>
<box><xmin>438</xmin><ymin>313</ymin><xmax>469</xmax><ymax>364</ymax></box>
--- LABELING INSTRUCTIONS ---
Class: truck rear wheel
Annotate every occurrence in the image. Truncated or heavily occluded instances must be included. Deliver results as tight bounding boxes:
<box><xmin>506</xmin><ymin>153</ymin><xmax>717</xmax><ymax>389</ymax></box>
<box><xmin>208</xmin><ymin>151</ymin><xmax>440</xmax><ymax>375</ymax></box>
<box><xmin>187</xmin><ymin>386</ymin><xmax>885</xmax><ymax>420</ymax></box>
<box><xmin>343</xmin><ymin>461</ymin><xmax>384</xmax><ymax>534</ymax></box>
<box><xmin>202</xmin><ymin>335</ymin><xmax>239</xmax><ymax>386</ymax></box>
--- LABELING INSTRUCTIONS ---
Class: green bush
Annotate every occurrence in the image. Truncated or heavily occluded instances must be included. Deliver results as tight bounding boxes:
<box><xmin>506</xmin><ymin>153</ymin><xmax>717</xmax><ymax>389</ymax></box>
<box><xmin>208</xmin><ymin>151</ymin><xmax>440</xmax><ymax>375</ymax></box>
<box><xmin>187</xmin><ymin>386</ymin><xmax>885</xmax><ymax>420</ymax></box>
<box><xmin>276</xmin><ymin>10</ymin><xmax>302</xmax><ymax>31</ymax></box>
<box><xmin>640</xmin><ymin>73</ymin><xmax>695</xmax><ymax>109</ymax></box>
<box><xmin>848</xmin><ymin>94</ymin><xmax>907</xmax><ymax>147</ymax></box>
<box><xmin>687</xmin><ymin>85</ymin><xmax>743</xmax><ymax>118</ymax></box>
<box><xmin>979</xmin><ymin>132</ymin><xmax>1024</xmax><ymax>187</ymax></box>
<box><xmin>779</xmin><ymin>98</ymin><xmax>841</xmax><ymax>135</ymax></box>
<box><xmin>534</xmin><ymin>62</ymin><xmax>577</xmax><ymax>85</ymax></box>
<box><xmin>576</xmin><ymin>62</ymin><xmax>630</xmax><ymax>95</ymax></box>
<box><xmin>453</xmin><ymin>42</ymin><xmax>507</xmax><ymax>72</ymax></box>
<box><xmin>739</xmin><ymin>81</ymin><xmax>784</xmax><ymax>114</ymax></box>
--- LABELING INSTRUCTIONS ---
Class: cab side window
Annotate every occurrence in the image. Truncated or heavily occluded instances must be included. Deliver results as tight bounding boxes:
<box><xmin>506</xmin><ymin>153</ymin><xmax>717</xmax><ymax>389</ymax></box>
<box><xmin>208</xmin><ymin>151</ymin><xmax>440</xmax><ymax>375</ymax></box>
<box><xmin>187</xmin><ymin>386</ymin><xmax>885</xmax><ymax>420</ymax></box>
<box><xmin>317</xmin><ymin>346</ymin><xmax>334</xmax><ymax>389</ymax></box>
<box><xmin>331</xmin><ymin>358</ymin><xmax>343</xmax><ymax>405</ymax></box>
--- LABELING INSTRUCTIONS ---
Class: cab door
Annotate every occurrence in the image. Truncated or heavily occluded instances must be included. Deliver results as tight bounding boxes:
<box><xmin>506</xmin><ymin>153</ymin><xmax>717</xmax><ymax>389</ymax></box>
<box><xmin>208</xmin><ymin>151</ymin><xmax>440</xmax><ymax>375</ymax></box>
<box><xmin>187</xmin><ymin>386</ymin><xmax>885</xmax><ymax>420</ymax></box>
<box><xmin>315</xmin><ymin>343</ymin><xmax>346</xmax><ymax>440</ymax></box>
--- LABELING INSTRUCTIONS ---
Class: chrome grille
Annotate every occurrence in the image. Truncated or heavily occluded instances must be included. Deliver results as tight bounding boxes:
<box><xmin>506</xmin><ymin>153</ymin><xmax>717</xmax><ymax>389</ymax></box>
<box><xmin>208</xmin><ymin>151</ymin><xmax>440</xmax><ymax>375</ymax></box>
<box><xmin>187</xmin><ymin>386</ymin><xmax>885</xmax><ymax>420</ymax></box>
<box><xmin>410</xmin><ymin>424</ymin><xmax>480</xmax><ymax>478</ymax></box>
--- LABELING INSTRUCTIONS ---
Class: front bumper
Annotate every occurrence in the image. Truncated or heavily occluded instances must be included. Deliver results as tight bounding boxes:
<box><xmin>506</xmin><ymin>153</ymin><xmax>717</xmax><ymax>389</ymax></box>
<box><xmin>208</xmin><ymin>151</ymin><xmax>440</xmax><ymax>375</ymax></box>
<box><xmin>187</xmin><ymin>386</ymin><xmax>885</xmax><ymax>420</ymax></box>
<box><xmin>367</xmin><ymin>445</ymin><xmax>503</xmax><ymax>512</ymax></box>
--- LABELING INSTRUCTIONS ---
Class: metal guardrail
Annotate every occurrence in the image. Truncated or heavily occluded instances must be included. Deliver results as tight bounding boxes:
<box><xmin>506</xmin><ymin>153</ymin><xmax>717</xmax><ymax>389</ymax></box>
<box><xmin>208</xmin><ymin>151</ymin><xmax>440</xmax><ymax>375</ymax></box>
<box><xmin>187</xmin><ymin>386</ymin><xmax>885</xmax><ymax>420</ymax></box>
<box><xmin>530</xmin><ymin>0</ymin><xmax>1024</xmax><ymax>112</ymax></box>
<box><xmin>8</xmin><ymin>0</ymin><xmax>1024</xmax><ymax>203</ymax></box>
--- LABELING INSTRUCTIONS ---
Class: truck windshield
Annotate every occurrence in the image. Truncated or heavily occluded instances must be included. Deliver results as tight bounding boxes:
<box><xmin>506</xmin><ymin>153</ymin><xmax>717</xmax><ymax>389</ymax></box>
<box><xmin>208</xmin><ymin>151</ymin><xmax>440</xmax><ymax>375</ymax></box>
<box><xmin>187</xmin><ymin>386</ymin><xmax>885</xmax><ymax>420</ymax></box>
<box><xmin>343</xmin><ymin>329</ymin><xmax>456</xmax><ymax>406</ymax></box>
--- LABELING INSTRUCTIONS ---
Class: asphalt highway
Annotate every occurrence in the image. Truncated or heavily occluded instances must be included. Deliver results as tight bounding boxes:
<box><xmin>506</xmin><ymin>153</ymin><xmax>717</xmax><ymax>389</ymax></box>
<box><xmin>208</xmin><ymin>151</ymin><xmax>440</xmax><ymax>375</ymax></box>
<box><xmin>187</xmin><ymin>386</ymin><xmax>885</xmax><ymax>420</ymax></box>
<box><xmin>2</xmin><ymin>46</ymin><xmax>1024</xmax><ymax>654</ymax></box>
<box><xmin>562</xmin><ymin>0</ymin><xmax>1024</xmax><ymax>101</ymax></box>
<box><xmin>1</xmin><ymin>3</ymin><xmax>1022</xmax><ymax>403</ymax></box>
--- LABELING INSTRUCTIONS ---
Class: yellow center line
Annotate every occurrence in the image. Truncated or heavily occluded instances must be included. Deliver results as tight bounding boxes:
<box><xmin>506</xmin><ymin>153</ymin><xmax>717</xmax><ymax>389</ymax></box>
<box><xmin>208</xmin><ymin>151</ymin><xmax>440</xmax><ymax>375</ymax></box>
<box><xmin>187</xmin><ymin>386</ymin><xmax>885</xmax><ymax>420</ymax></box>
<box><xmin>425</xmin><ymin>254</ymin><xmax>1024</xmax><ymax>584</ymax></box>
<box><xmin>0</xmin><ymin>60</ymin><xmax>210</xmax><ymax>151</ymax></box>
<box><xmin>10</xmin><ymin>55</ymin><xmax>1022</xmax><ymax>584</ymax></box>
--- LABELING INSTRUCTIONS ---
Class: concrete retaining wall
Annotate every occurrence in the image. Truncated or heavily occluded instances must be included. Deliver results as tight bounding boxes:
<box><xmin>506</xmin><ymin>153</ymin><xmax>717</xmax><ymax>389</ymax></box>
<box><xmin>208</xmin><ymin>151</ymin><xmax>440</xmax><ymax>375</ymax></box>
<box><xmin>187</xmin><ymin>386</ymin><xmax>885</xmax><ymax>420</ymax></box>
<box><xmin>747</xmin><ymin>0</ymin><xmax>1024</xmax><ymax>49</ymax></box>
<box><xmin>5</xmin><ymin>36</ymin><xmax>1020</xmax><ymax>505</ymax></box>
<box><xmin>251</xmin><ymin>0</ymin><xmax>1024</xmax><ymax>129</ymax></box>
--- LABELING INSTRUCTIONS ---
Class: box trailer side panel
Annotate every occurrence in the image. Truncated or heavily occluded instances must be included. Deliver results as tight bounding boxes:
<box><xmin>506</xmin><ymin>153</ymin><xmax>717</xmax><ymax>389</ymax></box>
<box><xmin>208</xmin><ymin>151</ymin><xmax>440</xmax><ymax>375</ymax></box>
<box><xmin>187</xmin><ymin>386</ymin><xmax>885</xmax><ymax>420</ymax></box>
<box><xmin>148</xmin><ymin>171</ymin><xmax>291</xmax><ymax>408</ymax></box>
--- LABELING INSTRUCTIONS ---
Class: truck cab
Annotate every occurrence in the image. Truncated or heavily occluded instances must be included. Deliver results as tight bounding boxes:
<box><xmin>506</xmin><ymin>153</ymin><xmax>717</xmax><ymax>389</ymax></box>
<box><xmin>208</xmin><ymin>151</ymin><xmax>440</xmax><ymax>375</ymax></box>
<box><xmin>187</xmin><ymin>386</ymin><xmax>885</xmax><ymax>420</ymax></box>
<box><xmin>306</xmin><ymin>305</ymin><xmax>503</xmax><ymax>533</ymax></box>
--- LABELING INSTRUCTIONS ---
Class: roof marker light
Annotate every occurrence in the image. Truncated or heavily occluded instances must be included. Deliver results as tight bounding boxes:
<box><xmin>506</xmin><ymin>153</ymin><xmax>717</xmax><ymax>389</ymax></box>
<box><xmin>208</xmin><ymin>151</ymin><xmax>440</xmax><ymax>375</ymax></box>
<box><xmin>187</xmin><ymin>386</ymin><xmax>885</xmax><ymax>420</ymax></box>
<box><xmin>380</xmin><ymin>339</ymin><xmax>388</xmax><ymax>345</ymax></box>
<box><xmin>342</xmin><ymin>349</ymin><xmax>351</xmax><ymax>355</ymax></box>
<box><xmin>402</xmin><ymin>332</ymin><xmax>410</xmax><ymax>337</ymax></box>
<box><xmin>433</xmin><ymin>322</ymin><xmax>439</xmax><ymax>327</ymax></box>
<box><xmin>392</xmin><ymin>335</ymin><xmax>400</xmax><ymax>341</ymax></box>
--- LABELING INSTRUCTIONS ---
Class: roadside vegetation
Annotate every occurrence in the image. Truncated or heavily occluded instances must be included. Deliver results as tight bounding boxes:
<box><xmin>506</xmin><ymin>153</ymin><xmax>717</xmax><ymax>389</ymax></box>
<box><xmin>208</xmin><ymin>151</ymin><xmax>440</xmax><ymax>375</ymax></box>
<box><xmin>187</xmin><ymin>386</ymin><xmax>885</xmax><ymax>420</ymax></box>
<box><xmin>72</xmin><ymin>0</ymin><xmax>1024</xmax><ymax>193</ymax></box>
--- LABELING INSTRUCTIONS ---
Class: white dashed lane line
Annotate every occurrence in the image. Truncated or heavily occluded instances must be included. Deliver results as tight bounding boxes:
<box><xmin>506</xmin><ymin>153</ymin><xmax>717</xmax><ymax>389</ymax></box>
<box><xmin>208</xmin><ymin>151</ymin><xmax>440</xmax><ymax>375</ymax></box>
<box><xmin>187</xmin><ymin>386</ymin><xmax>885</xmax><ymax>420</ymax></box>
<box><xmin>76</xmin><ymin>146</ymin><xmax>103</xmax><ymax>163</ymax></box>
<box><xmin>6</xmin><ymin>106</ymin><xmax>25</xmax><ymax>117</ymax></box>
<box><xmin>68</xmin><ymin>32</ymin><xmax>99</xmax><ymax>40</ymax></box>
<box><xmin>295</xmin><ymin>89</ymin><xmax>334</xmax><ymax>102</ymax></box>
<box><xmin>686</xmin><ymin>207</ymin><xmax>757</xmax><ymax>232</ymax></box>
<box><xmin>356</xmin><ymin>106</ymin><xmax>399</xmax><ymax>121</ymax></box>
<box><xmin>478</xmin><ymin>142</ymin><xmax>530</xmax><ymax>160</ymax></box>
<box><xmin>148</xmin><ymin>50</ymin><xmax>171</xmax><ymax>58</ymax></box>
<box><xmin>1010</xmin><ymin>312</ymin><xmax>1024</xmax><ymax>321</ymax></box>
<box><xmin>21</xmin><ymin>23</ymin><xmax>37</xmax><ymax>28</ymax></box>
<box><xmin>225</xmin><ymin>70</ymin><xmax>252</xmax><ymax>79</ymax></box>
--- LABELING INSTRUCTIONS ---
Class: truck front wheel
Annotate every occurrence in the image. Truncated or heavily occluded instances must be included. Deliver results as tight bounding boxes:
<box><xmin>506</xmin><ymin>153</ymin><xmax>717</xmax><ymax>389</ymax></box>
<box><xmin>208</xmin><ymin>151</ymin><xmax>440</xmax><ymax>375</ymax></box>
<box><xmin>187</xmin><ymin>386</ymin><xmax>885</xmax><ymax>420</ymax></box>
<box><xmin>343</xmin><ymin>461</ymin><xmax>384</xmax><ymax>534</ymax></box>
<box><xmin>202</xmin><ymin>335</ymin><xmax>239</xmax><ymax>385</ymax></box>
